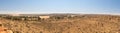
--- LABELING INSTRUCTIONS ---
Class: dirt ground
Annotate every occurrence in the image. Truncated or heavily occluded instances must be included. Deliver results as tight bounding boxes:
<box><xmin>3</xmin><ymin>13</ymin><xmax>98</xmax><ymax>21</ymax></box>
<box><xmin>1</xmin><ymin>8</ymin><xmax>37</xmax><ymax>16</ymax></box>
<box><xmin>0</xmin><ymin>15</ymin><xmax>120</xmax><ymax>33</ymax></box>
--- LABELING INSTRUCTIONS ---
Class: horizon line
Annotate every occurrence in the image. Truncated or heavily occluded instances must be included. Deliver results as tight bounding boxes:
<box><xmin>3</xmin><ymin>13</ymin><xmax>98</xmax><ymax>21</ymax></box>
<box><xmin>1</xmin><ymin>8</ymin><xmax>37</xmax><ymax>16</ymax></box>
<box><xmin>0</xmin><ymin>13</ymin><xmax>120</xmax><ymax>15</ymax></box>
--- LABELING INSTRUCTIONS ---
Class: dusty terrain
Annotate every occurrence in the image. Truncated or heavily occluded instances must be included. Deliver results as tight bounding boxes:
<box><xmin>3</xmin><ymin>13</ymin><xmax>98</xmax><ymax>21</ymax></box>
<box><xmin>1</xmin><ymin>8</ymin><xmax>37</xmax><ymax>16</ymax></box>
<box><xmin>0</xmin><ymin>14</ymin><xmax>120</xmax><ymax>33</ymax></box>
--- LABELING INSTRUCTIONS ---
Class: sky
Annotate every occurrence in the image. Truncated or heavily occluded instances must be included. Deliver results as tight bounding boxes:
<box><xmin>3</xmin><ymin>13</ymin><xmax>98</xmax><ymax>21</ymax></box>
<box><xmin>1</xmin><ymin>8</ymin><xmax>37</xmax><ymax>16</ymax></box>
<box><xmin>0</xmin><ymin>0</ymin><xmax>120</xmax><ymax>14</ymax></box>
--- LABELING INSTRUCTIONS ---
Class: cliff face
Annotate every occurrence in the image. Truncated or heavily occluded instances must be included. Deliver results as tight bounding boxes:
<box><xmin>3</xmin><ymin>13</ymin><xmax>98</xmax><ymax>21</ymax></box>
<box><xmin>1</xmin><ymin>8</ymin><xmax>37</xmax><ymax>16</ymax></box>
<box><xmin>0</xmin><ymin>14</ymin><xmax>120</xmax><ymax>33</ymax></box>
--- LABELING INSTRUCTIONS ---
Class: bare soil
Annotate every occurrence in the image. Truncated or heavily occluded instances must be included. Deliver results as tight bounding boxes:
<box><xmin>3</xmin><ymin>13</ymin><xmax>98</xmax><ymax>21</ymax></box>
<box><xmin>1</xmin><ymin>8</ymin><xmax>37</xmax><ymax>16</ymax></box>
<box><xmin>0</xmin><ymin>15</ymin><xmax>120</xmax><ymax>33</ymax></box>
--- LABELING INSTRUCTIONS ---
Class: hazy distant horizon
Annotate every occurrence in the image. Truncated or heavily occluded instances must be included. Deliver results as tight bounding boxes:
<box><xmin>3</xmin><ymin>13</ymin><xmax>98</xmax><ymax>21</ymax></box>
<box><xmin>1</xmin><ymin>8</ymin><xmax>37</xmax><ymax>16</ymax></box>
<box><xmin>0</xmin><ymin>12</ymin><xmax>120</xmax><ymax>15</ymax></box>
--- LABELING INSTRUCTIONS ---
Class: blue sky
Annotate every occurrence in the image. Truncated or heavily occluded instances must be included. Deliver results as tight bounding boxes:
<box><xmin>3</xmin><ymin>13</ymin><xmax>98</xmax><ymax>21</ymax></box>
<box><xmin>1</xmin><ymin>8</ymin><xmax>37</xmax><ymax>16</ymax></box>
<box><xmin>0</xmin><ymin>0</ymin><xmax>120</xmax><ymax>14</ymax></box>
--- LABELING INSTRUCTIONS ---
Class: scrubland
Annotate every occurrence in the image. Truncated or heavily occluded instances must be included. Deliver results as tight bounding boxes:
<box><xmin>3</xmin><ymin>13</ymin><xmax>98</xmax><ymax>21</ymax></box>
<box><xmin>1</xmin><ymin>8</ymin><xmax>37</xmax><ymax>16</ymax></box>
<box><xmin>0</xmin><ymin>14</ymin><xmax>120</xmax><ymax>33</ymax></box>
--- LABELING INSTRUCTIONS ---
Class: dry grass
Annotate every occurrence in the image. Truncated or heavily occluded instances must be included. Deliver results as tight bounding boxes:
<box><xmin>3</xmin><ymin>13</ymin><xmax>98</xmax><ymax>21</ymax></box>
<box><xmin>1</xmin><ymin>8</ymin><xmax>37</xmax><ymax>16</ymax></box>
<box><xmin>0</xmin><ymin>14</ymin><xmax>120</xmax><ymax>33</ymax></box>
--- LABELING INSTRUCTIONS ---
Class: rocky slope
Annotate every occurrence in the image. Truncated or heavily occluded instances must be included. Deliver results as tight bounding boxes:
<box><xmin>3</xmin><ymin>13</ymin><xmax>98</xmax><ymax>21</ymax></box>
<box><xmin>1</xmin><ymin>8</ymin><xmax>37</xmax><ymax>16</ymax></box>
<box><xmin>0</xmin><ymin>15</ymin><xmax>120</xmax><ymax>33</ymax></box>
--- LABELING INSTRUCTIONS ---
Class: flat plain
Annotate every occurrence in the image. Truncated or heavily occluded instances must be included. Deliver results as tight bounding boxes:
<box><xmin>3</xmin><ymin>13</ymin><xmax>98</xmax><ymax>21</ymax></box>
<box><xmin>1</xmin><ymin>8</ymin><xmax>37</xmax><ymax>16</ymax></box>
<box><xmin>0</xmin><ymin>14</ymin><xmax>120</xmax><ymax>33</ymax></box>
